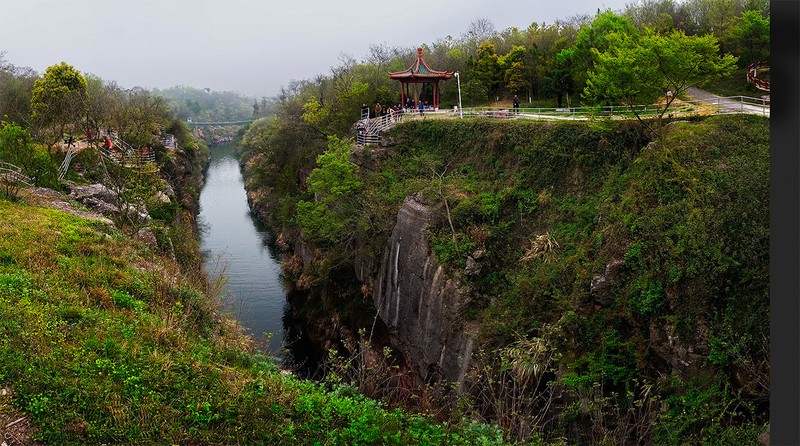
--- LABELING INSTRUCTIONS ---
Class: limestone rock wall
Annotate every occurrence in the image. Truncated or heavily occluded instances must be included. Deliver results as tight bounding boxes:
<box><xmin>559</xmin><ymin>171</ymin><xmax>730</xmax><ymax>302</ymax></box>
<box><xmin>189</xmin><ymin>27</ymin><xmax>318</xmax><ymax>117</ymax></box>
<box><xmin>364</xmin><ymin>195</ymin><xmax>474</xmax><ymax>384</ymax></box>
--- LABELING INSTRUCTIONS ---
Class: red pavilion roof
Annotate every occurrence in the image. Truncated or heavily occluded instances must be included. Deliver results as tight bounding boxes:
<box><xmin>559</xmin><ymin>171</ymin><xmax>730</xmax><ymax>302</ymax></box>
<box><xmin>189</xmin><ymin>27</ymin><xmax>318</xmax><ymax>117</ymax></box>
<box><xmin>388</xmin><ymin>48</ymin><xmax>454</xmax><ymax>80</ymax></box>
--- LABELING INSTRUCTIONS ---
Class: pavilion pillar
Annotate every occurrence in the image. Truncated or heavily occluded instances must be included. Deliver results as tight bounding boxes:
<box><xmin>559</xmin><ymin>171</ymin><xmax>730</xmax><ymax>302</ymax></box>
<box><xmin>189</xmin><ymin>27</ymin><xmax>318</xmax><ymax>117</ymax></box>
<box><xmin>414</xmin><ymin>83</ymin><xmax>419</xmax><ymax>105</ymax></box>
<box><xmin>434</xmin><ymin>81</ymin><xmax>439</xmax><ymax>110</ymax></box>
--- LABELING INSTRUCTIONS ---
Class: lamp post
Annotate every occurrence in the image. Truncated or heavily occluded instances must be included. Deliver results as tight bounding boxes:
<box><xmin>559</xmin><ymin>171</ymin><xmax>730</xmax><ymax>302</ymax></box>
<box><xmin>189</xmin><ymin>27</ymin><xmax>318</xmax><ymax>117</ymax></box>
<box><xmin>455</xmin><ymin>71</ymin><xmax>463</xmax><ymax>119</ymax></box>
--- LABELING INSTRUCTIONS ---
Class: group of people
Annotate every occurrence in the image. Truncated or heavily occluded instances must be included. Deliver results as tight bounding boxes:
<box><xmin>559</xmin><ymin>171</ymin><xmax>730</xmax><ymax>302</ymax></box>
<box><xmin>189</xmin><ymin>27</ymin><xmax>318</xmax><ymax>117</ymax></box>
<box><xmin>84</xmin><ymin>128</ymin><xmax>116</xmax><ymax>153</ymax></box>
<box><xmin>362</xmin><ymin>99</ymin><xmax>431</xmax><ymax>121</ymax></box>
<box><xmin>404</xmin><ymin>97</ymin><xmax>429</xmax><ymax>114</ymax></box>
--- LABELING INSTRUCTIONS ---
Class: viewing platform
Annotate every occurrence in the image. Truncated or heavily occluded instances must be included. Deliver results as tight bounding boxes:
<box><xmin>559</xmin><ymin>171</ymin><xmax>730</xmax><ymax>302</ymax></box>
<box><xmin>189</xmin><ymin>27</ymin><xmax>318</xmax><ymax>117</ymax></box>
<box><xmin>356</xmin><ymin>94</ymin><xmax>769</xmax><ymax>147</ymax></box>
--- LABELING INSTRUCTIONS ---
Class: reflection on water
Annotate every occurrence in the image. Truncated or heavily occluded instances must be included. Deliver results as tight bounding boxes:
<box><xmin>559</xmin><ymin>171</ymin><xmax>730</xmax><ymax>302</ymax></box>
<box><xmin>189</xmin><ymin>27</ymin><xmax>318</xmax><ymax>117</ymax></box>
<box><xmin>198</xmin><ymin>142</ymin><xmax>287</xmax><ymax>354</ymax></box>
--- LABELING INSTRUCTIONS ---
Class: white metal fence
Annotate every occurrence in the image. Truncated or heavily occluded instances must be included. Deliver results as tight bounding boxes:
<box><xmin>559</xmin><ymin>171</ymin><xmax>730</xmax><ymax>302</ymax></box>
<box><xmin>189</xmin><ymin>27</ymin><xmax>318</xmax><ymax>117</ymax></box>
<box><xmin>0</xmin><ymin>162</ymin><xmax>32</xmax><ymax>186</ymax></box>
<box><xmin>356</xmin><ymin>95</ymin><xmax>770</xmax><ymax>146</ymax></box>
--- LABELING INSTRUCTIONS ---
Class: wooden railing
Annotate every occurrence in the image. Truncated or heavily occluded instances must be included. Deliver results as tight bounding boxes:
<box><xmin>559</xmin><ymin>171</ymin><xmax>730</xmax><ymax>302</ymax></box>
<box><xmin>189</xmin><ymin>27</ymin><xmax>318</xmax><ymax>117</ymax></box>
<box><xmin>746</xmin><ymin>61</ymin><xmax>770</xmax><ymax>92</ymax></box>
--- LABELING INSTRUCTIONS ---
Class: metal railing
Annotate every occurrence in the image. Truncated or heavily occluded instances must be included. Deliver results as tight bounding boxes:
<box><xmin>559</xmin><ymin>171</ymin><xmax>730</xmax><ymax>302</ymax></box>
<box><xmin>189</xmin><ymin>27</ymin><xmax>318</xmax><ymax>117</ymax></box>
<box><xmin>0</xmin><ymin>162</ymin><xmax>32</xmax><ymax>186</ymax></box>
<box><xmin>113</xmin><ymin>135</ymin><xmax>156</xmax><ymax>164</ymax></box>
<box><xmin>160</xmin><ymin>133</ymin><xmax>177</xmax><ymax>150</ymax></box>
<box><xmin>58</xmin><ymin>138</ymin><xmax>92</xmax><ymax>180</ymax></box>
<box><xmin>354</xmin><ymin>95</ymin><xmax>769</xmax><ymax>146</ymax></box>
<box><xmin>460</xmin><ymin>97</ymin><xmax>769</xmax><ymax>119</ymax></box>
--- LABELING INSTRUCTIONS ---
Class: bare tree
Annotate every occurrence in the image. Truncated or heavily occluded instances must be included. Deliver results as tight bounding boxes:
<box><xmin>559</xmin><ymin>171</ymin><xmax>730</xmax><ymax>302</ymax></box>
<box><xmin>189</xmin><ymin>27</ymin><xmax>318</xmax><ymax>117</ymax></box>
<box><xmin>312</xmin><ymin>74</ymin><xmax>328</xmax><ymax>105</ymax></box>
<box><xmin>465</xmin><ymin>18</ymin><xmax>497</xmax><ymax>42</ymax></box>
<box><xmin>0</xmin><ymin>52</ymin><xmax>37</xmax><ymax>125</ymax></box>
<box><xmin>330</xmin><ymin>52</ymin><xmax>357</xmax><ymax>95</ymax></box>
<box><xmin>367</xmin><ymin>43</ymin><xmax>394</xmax><ymax>68</ymax></box>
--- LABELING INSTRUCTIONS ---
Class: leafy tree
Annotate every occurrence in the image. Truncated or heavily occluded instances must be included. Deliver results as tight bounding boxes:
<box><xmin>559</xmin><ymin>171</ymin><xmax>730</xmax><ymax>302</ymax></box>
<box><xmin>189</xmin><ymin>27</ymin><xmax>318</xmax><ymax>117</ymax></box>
<box><xmin>0</xmin><ymin>121</ymin><xmax>57</xmax><ymax>188</ymax></box>
<box><xmin>470</xmin><ymin>41</ymin><xmax>503</xmax><ymax>100</ymax></box>
<box><xmin>504</xmin><ymin>61</ymin><xmax>528</xmax><ymax>96</ymax></box>
<box><xmin>703</xmin><ymin>0</ymin><xmax>741</xmax><ymax>51</ymax></box>
<box><xmin>680</xmin><ymin>0</ymin><xmax>743</xmax><ymax>50</ymax></box>
<box><xmin>559</xmin><ymin>11</ymin><xmax>638</xmax><ymax>91</ymax></box>
<box><xmin>30</xmin><ymin>62</ymin><xmax>88</xmax><ymax>152</ymax></box>
<box><xmin>584</xmin><ymin>29</ymin><xmax>737</xmax><ymax>141</ymax></box>
<box><xmin>727</xmin><ymin>10</ymin><xmax>769</xmax><ymax>65</ymax></box>
<box><xmin>0</xmin><ymin>121</ymin><xmax>33</xmax><ymax>168</ymax></box>
<box><xmin>742</xmin><ymin>0</ymin><xmax>769</xmax><ymax>17</ymax></box>
<box><xmin>500</xmin><ymin>46</ymin><xmax>529</xmax><ymax>95</ymax></box>
<box><xmin>102</xmin><ymin>160</ymin><xmax>164</xmax><ymax>234</ymax></box>
<box><xmin>112</xmin><ymin>90</ymin><xmax>172</xmax><ymax>149</ymax></box>
<box><xmin>462</xmin><ymin>78</ymin><xmax>489</xmax><ymax>106</ymax></box>
<box><xmin>85</xmin><ymin>73</ymin><xmax>121</xmax><ymax>131</ymax></box>
<box><xmin>624</xmin><ymin>0</ymin><xmax>689</xmax><ymax>32</ymax></box>
<box><xmin>524</xmin><ymin>21</ymin><xmax>579</xmax><ymax>100</ymax></box>
<box><xmin>543</xmin><ymin>68</ymin><xmax>575</xmax><ymax>108</ymax></box>
<box><xmin>296</xmin><ymin>136</ymin><xmax>362</xmax><ymax>246</ymax></box>
<box><xmin>302</xmin><ymin>81</ymin><xmax>370</xmax><ymax>136</ymax></box>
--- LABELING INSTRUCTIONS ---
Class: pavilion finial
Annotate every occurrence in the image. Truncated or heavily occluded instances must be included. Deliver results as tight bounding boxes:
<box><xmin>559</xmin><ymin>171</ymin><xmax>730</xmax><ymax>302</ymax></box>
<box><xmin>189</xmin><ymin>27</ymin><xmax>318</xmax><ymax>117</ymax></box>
<box><xmin>417</xmin><ymin>47</ymin><xmax>423</xmax><ymax>58</ymax></box>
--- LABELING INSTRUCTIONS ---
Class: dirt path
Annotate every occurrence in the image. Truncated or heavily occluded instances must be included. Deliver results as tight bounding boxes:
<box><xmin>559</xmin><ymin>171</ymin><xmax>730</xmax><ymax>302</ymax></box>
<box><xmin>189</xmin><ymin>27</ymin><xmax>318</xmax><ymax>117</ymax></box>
<box><xmin>1</xmin><ymin>387</ymin><xmax>39</xmax><ymax>446</ymax></box>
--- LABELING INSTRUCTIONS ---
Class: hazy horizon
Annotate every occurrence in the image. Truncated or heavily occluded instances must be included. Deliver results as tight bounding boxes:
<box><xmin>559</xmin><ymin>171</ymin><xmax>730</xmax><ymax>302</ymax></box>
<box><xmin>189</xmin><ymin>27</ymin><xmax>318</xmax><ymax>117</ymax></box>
<box><xmin>1</xmin><ymin>0</ymin><xmax>629</xmax><ymax>98</ymax></box>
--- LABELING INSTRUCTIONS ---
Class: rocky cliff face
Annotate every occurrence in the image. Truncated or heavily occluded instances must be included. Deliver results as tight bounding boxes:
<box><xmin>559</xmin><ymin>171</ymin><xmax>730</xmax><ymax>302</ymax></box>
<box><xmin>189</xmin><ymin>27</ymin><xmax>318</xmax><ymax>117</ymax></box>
<box><xmin>358</xmin><ymin>195</ymin><xmax>475</xmax><ymax>384</ymax></box>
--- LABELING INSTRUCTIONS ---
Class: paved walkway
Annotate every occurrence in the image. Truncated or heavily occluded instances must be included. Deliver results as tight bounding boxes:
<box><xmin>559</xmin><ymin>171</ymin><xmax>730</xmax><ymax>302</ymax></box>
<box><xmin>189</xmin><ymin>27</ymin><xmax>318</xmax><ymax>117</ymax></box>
<box><xmin>686</xmin><ymin>87</ymin><xmax>770</xmax><ymax>117</ymax></box>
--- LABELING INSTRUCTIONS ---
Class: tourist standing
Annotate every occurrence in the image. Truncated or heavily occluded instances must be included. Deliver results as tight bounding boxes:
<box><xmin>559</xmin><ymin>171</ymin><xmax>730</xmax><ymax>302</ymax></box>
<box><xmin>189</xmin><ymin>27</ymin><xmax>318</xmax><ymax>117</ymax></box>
<box><xmin>513</xmin><ymin>95</ymin><xmax>520</xmax><ymax>113</ymax></box>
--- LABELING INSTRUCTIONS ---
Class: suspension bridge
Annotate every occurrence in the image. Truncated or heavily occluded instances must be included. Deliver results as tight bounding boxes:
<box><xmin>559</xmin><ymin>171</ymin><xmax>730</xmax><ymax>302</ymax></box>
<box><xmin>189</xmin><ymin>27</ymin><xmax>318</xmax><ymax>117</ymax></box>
<box><xmin>185</xmin><ymin>120</ymin><xmax>254</xmax><ymax>127</ymax></box>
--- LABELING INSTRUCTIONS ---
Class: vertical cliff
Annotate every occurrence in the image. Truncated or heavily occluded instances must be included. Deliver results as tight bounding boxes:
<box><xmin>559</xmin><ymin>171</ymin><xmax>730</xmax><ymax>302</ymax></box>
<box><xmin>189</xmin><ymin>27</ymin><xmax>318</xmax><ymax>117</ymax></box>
<box><xmin>360</xmin><ymin>195</ymin><xmax>475</xmax><ymax>384</ymax></box>
<box><xmin>240</xmin><ymin>115</ymin><xmax>770</xmax><ymax>444</ymax></box>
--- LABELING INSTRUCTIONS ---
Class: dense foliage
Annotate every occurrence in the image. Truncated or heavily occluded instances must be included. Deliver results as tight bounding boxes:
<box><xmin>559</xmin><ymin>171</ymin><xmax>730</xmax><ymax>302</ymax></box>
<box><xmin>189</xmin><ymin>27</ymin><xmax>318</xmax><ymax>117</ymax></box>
<box><xmin>244</xmin><ymin>109</ymin><xmax>769</xmax><ymax>443</ymax></box>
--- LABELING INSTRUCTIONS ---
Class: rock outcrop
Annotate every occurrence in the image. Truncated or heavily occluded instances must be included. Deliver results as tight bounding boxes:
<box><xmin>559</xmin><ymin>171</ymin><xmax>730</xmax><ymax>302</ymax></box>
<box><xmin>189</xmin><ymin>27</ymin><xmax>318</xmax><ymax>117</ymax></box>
<box><xmin>364</xmin><ymin>195</ymin><xmax>475</xmax><ymax>384</ymax></box>
<box><xmin>68</xmin><ymin>183</ymin><xmax>121</xmax><ymax>215</ymax></box>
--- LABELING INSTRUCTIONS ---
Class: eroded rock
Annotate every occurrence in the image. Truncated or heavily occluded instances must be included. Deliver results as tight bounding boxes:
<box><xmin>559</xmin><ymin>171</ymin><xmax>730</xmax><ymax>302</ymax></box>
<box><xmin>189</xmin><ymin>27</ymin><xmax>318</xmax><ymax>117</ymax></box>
<box><xmin>590</xmin><ymin>256</ymin><xmax>624</xmax><ymax>307</ymax></box>
<box><xmin>134</xmin><ymin>227</ymin><xmax>158</xmax><ymax>248</ymax></box>
<box><xmin>371</xmin><ymin>195</ymin><xmax>475</xmax><ymax>384</ymax></box>
<box><xmin>649</xmin><ymin>318</ymin><xmax>711</xmax><ymax>379</ymax></box>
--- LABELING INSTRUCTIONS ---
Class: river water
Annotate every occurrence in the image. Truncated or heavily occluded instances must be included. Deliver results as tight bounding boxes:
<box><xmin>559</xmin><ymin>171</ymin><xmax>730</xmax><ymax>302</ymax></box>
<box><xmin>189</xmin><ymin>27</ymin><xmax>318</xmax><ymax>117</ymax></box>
<box><xmin>198</xmin><ymin>142</ymin><xmax>287</xmax><ymax>353</ymax></box>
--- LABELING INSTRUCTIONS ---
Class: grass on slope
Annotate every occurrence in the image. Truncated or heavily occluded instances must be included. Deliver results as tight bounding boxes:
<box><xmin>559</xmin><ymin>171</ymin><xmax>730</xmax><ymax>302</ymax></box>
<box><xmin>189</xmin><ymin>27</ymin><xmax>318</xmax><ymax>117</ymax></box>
<box><xmin>0</xmin><ymin>200</ymin><xmax>504</xmax><ymax>445</ymax></box>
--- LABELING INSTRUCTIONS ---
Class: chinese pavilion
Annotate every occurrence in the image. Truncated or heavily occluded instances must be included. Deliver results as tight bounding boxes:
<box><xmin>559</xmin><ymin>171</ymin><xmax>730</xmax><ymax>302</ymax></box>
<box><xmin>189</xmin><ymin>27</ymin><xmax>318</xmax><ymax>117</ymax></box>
<box><xmin>388</xmin><ymin>47</ymin><xmax>454</xmax><ymax>110</ymax></box>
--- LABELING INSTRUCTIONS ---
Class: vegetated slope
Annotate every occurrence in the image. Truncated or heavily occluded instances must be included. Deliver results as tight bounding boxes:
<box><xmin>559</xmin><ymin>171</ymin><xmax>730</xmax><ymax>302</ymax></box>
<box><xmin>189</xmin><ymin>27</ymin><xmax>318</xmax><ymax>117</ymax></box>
<box><xmin>0</xmin><ymin>201</ymin><xmax>505</xmax><ymax>445</ymax></box>
<box><xmin>387</xmin><ymin>115</ymin><xmax>769</xmax><ymax>443</ymax></box>
<box><xmin>241</xmin><ymin>113</ymin><xmax>769</xmax><ymax>444</ymax></box>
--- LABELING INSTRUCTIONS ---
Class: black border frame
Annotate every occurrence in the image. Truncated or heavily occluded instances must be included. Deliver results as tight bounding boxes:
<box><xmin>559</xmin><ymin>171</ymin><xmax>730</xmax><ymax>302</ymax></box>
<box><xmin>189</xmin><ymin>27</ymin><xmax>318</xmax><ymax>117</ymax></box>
<box><xmin>770</xmin><ymin>1</ymin><xmax>799</xmax><ymax>445</ymax></box>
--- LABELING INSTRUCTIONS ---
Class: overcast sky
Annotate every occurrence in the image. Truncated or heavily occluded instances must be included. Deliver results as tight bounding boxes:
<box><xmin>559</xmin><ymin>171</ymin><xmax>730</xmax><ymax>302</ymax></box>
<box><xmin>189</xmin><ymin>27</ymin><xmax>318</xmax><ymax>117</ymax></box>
<box><xmin>1</xmin><ymin>0</ymin><xmax>630</xmax><ymax>98</ymax></box>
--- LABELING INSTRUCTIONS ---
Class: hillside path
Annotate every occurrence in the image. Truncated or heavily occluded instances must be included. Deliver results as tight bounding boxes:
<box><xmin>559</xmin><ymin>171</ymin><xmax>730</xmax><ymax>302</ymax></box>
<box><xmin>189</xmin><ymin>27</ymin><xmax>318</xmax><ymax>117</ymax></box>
<box><xmin>686</xmin><ymin>86</ymin><xmax>770</xmax><ymax>117</ymax></box>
